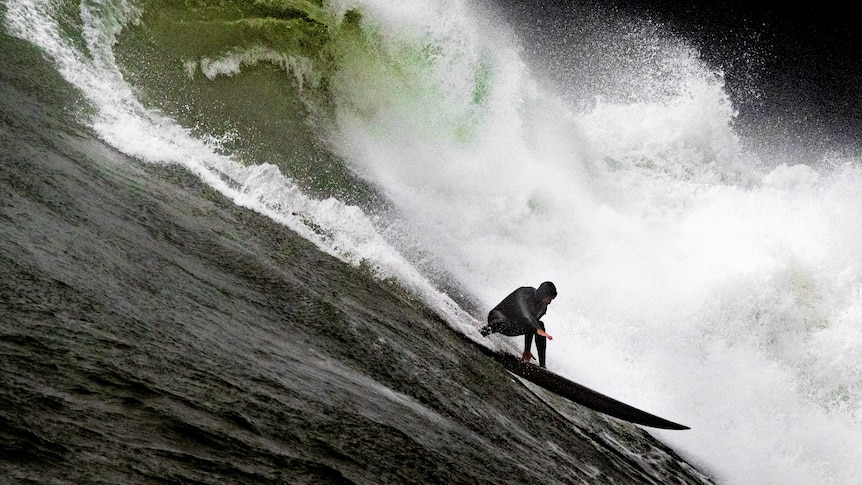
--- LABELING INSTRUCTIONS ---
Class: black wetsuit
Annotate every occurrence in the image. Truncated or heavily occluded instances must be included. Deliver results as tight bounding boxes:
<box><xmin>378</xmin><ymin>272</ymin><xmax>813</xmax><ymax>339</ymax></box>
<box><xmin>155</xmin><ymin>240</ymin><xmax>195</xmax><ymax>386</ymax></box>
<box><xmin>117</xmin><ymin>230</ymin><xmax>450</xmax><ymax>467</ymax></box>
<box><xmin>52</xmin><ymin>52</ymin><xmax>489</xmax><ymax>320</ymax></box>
<box><xmin>482</xmin><ymin>285</ymin><xmax>551</xmax><ymax>367</ymax></box>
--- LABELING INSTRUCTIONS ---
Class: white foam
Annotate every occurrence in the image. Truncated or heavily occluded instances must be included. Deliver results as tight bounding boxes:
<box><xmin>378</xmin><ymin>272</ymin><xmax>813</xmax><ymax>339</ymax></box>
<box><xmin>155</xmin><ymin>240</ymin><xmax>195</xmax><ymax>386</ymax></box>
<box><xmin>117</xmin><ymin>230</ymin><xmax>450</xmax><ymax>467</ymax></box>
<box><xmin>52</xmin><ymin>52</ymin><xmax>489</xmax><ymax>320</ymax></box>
<box><xmin>8</xmin><ymin>0</ymin><xmax>862</xmax><ymax>483</ymax></box>
<box><xmin>3</xmin><ymin>0</ymin><xmax>478</xmax><ymax>332</ymax></box>
<box><xmin>321</xmin><ymin>2</ymin><xmax>862</xmax><ymax>484</ymax></box>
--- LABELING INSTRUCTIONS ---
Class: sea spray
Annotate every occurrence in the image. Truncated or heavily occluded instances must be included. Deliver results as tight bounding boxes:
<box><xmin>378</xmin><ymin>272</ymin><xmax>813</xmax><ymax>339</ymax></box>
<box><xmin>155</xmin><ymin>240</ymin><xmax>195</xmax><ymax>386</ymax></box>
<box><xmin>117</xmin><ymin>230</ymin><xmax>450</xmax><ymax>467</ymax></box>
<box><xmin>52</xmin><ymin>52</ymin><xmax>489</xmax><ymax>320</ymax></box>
<box><xmin>6</xmin><ymin>0</ymin><xmax>862</xmax><ymax>483</ymax></box>
<box><xmin>317</xmin><ymin>2</ymin><xmax>862</xmax><ymax>484</ymax></box>
<box><xmin>3</xmin><ymin>0</ymin><xmax>478</xmax><ymax>330</ymax></box>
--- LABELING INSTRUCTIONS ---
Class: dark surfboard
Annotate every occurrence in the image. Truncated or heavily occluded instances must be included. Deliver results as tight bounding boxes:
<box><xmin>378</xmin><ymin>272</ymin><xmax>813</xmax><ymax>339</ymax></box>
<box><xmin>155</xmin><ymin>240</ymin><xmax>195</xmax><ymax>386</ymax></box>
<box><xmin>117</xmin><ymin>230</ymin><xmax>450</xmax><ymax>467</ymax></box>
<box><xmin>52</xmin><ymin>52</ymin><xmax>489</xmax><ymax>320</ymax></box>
<box><xmin>467</xmin><ymin>336</ymin><xmax>689</xmax><ymax>430</ymax></box>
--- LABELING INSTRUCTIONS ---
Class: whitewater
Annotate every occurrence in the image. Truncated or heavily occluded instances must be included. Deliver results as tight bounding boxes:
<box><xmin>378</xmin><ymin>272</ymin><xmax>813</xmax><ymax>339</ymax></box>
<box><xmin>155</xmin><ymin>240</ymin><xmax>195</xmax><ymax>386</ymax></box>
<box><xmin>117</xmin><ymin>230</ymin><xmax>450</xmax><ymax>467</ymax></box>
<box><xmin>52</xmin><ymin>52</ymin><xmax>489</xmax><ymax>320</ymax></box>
<box><xmin>5</xmin><ymin>0</ymin><xmax>862</xmax><ymax>483</ymax></box>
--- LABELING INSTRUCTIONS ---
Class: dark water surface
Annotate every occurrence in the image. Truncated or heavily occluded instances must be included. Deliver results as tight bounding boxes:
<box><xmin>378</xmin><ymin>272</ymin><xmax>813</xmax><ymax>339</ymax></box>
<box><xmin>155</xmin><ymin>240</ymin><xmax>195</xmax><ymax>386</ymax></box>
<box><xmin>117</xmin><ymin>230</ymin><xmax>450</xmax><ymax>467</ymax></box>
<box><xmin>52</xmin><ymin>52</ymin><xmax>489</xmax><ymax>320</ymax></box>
<box><xmin>0</xmin><ymin>29</ymin><xmax>711</xmax><ymax>484</ymax></box>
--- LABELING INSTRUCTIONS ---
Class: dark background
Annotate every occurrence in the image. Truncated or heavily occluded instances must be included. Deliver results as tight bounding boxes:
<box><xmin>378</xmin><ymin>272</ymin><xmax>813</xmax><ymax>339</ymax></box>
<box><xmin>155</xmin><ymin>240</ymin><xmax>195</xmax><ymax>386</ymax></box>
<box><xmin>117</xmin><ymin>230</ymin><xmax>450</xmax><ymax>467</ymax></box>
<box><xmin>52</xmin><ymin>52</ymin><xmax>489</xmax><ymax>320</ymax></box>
<box><xmin>492</xmin><ymin>0</ymin><xmax>861</xmax><ymax>155</ymax></box>
<box><xmin>634</xmin><ymin>1</ymin><xmax>860</xmax><ymax>147</ymax></box>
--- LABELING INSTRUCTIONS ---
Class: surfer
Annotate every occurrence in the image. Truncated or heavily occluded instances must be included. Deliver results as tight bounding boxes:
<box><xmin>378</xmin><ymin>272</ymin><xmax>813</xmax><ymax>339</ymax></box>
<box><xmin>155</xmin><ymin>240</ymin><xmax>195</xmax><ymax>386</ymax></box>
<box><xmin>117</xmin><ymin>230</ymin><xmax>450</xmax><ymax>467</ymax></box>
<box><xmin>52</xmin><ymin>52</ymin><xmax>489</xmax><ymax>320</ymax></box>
<box><xmin>480</xmin><ymin>281</ymin><xmax>557</xmax><ymax>368</ymax></box>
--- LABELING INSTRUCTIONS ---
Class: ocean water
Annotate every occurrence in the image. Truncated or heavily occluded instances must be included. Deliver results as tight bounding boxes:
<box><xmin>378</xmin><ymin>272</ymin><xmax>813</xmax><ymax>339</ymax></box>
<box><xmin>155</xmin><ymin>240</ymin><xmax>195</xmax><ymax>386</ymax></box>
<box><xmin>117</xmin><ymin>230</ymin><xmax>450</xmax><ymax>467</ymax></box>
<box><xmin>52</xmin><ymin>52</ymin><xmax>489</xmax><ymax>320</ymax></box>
<box><xmin>2</xmin><ymin>1</ymin><xmax>860</xmax><ymax>484</ymax></box>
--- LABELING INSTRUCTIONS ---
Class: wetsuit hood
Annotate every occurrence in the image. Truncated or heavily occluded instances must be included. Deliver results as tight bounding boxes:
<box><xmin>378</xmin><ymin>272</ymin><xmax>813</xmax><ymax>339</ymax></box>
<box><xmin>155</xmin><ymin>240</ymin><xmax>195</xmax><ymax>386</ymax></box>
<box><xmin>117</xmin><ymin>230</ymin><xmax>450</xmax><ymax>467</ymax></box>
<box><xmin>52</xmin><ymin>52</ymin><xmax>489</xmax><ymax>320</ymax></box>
<box><xmin>537</xmin><ymin>281</ymin><xmax>557</xmax><ymax>300</ymax></box>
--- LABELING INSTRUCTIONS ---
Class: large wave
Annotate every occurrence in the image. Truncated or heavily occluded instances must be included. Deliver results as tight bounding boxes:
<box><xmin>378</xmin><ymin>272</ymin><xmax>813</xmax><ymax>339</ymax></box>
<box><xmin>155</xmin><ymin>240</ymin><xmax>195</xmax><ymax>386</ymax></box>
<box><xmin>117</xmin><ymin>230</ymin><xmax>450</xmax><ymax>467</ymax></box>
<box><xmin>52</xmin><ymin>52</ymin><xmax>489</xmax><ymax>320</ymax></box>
<box><xmin>6</xmin><ymin>0</ymin><xmax>862</xmax><ymax>483</ymax></box>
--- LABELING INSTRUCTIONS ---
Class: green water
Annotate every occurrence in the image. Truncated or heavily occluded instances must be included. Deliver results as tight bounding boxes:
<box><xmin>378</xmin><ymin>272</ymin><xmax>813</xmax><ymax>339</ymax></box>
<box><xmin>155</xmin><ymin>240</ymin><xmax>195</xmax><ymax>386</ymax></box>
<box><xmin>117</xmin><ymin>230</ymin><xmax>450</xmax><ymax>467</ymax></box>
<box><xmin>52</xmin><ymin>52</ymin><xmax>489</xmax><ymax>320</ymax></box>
<box><xmin>0</xmin><ymin>29</ymin><xmax>711</xmax><ymax>483</ymax></box>
<box><xmin>112</xmin><ymin>0</ymin><xmax>493</xmax><ymax>206</ymax></box>
<box><xmin>112</xmin><ymin>1</ymin><xmax>369</xmax><ymax>204</ymax></box>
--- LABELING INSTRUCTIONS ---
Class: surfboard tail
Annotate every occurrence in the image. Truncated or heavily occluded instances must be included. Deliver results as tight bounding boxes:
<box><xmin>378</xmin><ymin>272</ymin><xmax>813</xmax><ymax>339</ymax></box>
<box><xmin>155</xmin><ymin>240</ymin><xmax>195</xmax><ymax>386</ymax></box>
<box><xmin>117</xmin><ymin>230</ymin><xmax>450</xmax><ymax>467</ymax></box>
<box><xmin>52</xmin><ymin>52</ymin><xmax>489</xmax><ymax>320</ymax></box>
<box><xmin>466</xmin><ymin>332</ymin><xmax>689</xmax><ymax>430</ymax></box>
<box><xmin>499</xmin><ymin>354</ymin><xmax>690</xmax><ymax>430</ymax></box>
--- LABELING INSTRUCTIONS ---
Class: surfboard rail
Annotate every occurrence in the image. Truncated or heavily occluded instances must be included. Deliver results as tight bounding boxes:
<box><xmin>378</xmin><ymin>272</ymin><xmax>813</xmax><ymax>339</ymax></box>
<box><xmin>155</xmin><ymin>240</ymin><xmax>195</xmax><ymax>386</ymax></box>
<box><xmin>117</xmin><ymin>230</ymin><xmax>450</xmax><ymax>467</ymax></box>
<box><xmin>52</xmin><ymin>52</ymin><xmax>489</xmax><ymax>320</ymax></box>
<box><xmin>465</xmin><ymin>334</ymin><xmax>689</xmax><ymax>430</ymax></box>
<box><xmin>494</xmin><ymin>351</ymin><xmax>689</xmax><ymax>430</ymax></box>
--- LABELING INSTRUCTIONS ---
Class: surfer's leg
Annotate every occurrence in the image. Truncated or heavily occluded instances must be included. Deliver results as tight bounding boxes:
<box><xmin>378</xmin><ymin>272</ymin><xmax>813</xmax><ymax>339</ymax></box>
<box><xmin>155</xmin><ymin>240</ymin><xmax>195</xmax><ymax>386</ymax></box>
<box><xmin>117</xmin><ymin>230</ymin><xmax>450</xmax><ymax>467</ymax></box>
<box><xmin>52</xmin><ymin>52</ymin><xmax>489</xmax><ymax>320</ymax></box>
<box><xmin>481</xmin><ymin>310</ymin><xmax>499</xmax><ymax>336</ymax></box>
<box><xmin>482</xmin><ymin>310</ymin><xmax>522</xmax><ymax>336</ymax></box>
<box><xmin>481</xmin><ymin>310</ymin><xmax>502</xmax><ymax>336</ymax></box>
<box><xmin>535</xmin><ymin>334</ymin><xmax>547</xmax><ymax>368</ymax></box>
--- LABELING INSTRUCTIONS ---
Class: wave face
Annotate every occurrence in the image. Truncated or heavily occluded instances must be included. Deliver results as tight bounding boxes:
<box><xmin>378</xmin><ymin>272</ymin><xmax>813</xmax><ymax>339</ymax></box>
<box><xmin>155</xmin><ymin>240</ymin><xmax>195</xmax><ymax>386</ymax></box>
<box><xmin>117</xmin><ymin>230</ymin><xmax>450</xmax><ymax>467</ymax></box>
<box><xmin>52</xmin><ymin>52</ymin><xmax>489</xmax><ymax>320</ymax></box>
<box><xmin>3</xmin><ymin>1</ymin><xmax>862</xmax><ymax>484</ymax></box>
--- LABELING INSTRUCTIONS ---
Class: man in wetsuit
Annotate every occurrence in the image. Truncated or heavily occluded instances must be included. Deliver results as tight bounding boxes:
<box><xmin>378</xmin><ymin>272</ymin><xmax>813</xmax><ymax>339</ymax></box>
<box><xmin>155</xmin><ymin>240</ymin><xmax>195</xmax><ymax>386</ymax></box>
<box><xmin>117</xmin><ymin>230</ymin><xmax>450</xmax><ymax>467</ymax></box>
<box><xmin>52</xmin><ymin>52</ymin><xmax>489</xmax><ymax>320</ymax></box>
<box><xmin>480</xmin><ymin>281</ymin><xmax>557</xmax><ymax>368</ymax></box>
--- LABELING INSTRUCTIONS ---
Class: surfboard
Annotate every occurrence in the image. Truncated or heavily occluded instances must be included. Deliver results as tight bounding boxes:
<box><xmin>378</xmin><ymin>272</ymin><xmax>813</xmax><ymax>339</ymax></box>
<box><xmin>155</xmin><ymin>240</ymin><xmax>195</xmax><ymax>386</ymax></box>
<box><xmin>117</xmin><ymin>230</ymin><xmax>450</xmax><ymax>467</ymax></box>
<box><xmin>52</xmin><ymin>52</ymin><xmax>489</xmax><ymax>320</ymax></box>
<box><xmin>466</xmin><ymin>335</ymin><xmax>689</xmax><ymax>430</ymax></box>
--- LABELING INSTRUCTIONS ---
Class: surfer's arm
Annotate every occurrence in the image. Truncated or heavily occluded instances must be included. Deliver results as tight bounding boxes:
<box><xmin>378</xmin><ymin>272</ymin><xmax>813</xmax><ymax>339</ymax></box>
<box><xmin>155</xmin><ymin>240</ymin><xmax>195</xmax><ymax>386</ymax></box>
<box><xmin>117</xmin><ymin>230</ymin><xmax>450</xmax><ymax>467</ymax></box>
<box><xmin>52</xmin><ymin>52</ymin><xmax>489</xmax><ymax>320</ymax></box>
<box><xmin>533</xmin><ymin>318</ymin><xmax>553</xmax><ymax>340</ymax></box>
<box><xmin>516</xmin><ymin>303</ymin><xmax>553</xmax><ymax>340</ymax></box>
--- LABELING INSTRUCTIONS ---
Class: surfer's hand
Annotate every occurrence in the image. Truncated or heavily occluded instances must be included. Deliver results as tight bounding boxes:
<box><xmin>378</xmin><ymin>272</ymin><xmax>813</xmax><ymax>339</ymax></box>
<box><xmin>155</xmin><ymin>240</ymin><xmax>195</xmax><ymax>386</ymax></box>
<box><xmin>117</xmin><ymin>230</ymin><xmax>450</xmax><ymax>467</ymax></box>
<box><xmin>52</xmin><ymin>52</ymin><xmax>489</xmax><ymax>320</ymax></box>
<box><xmin>521</xmin><ymin>351</ymin><xmax>535</xmax><ymax>362</ymax></box>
